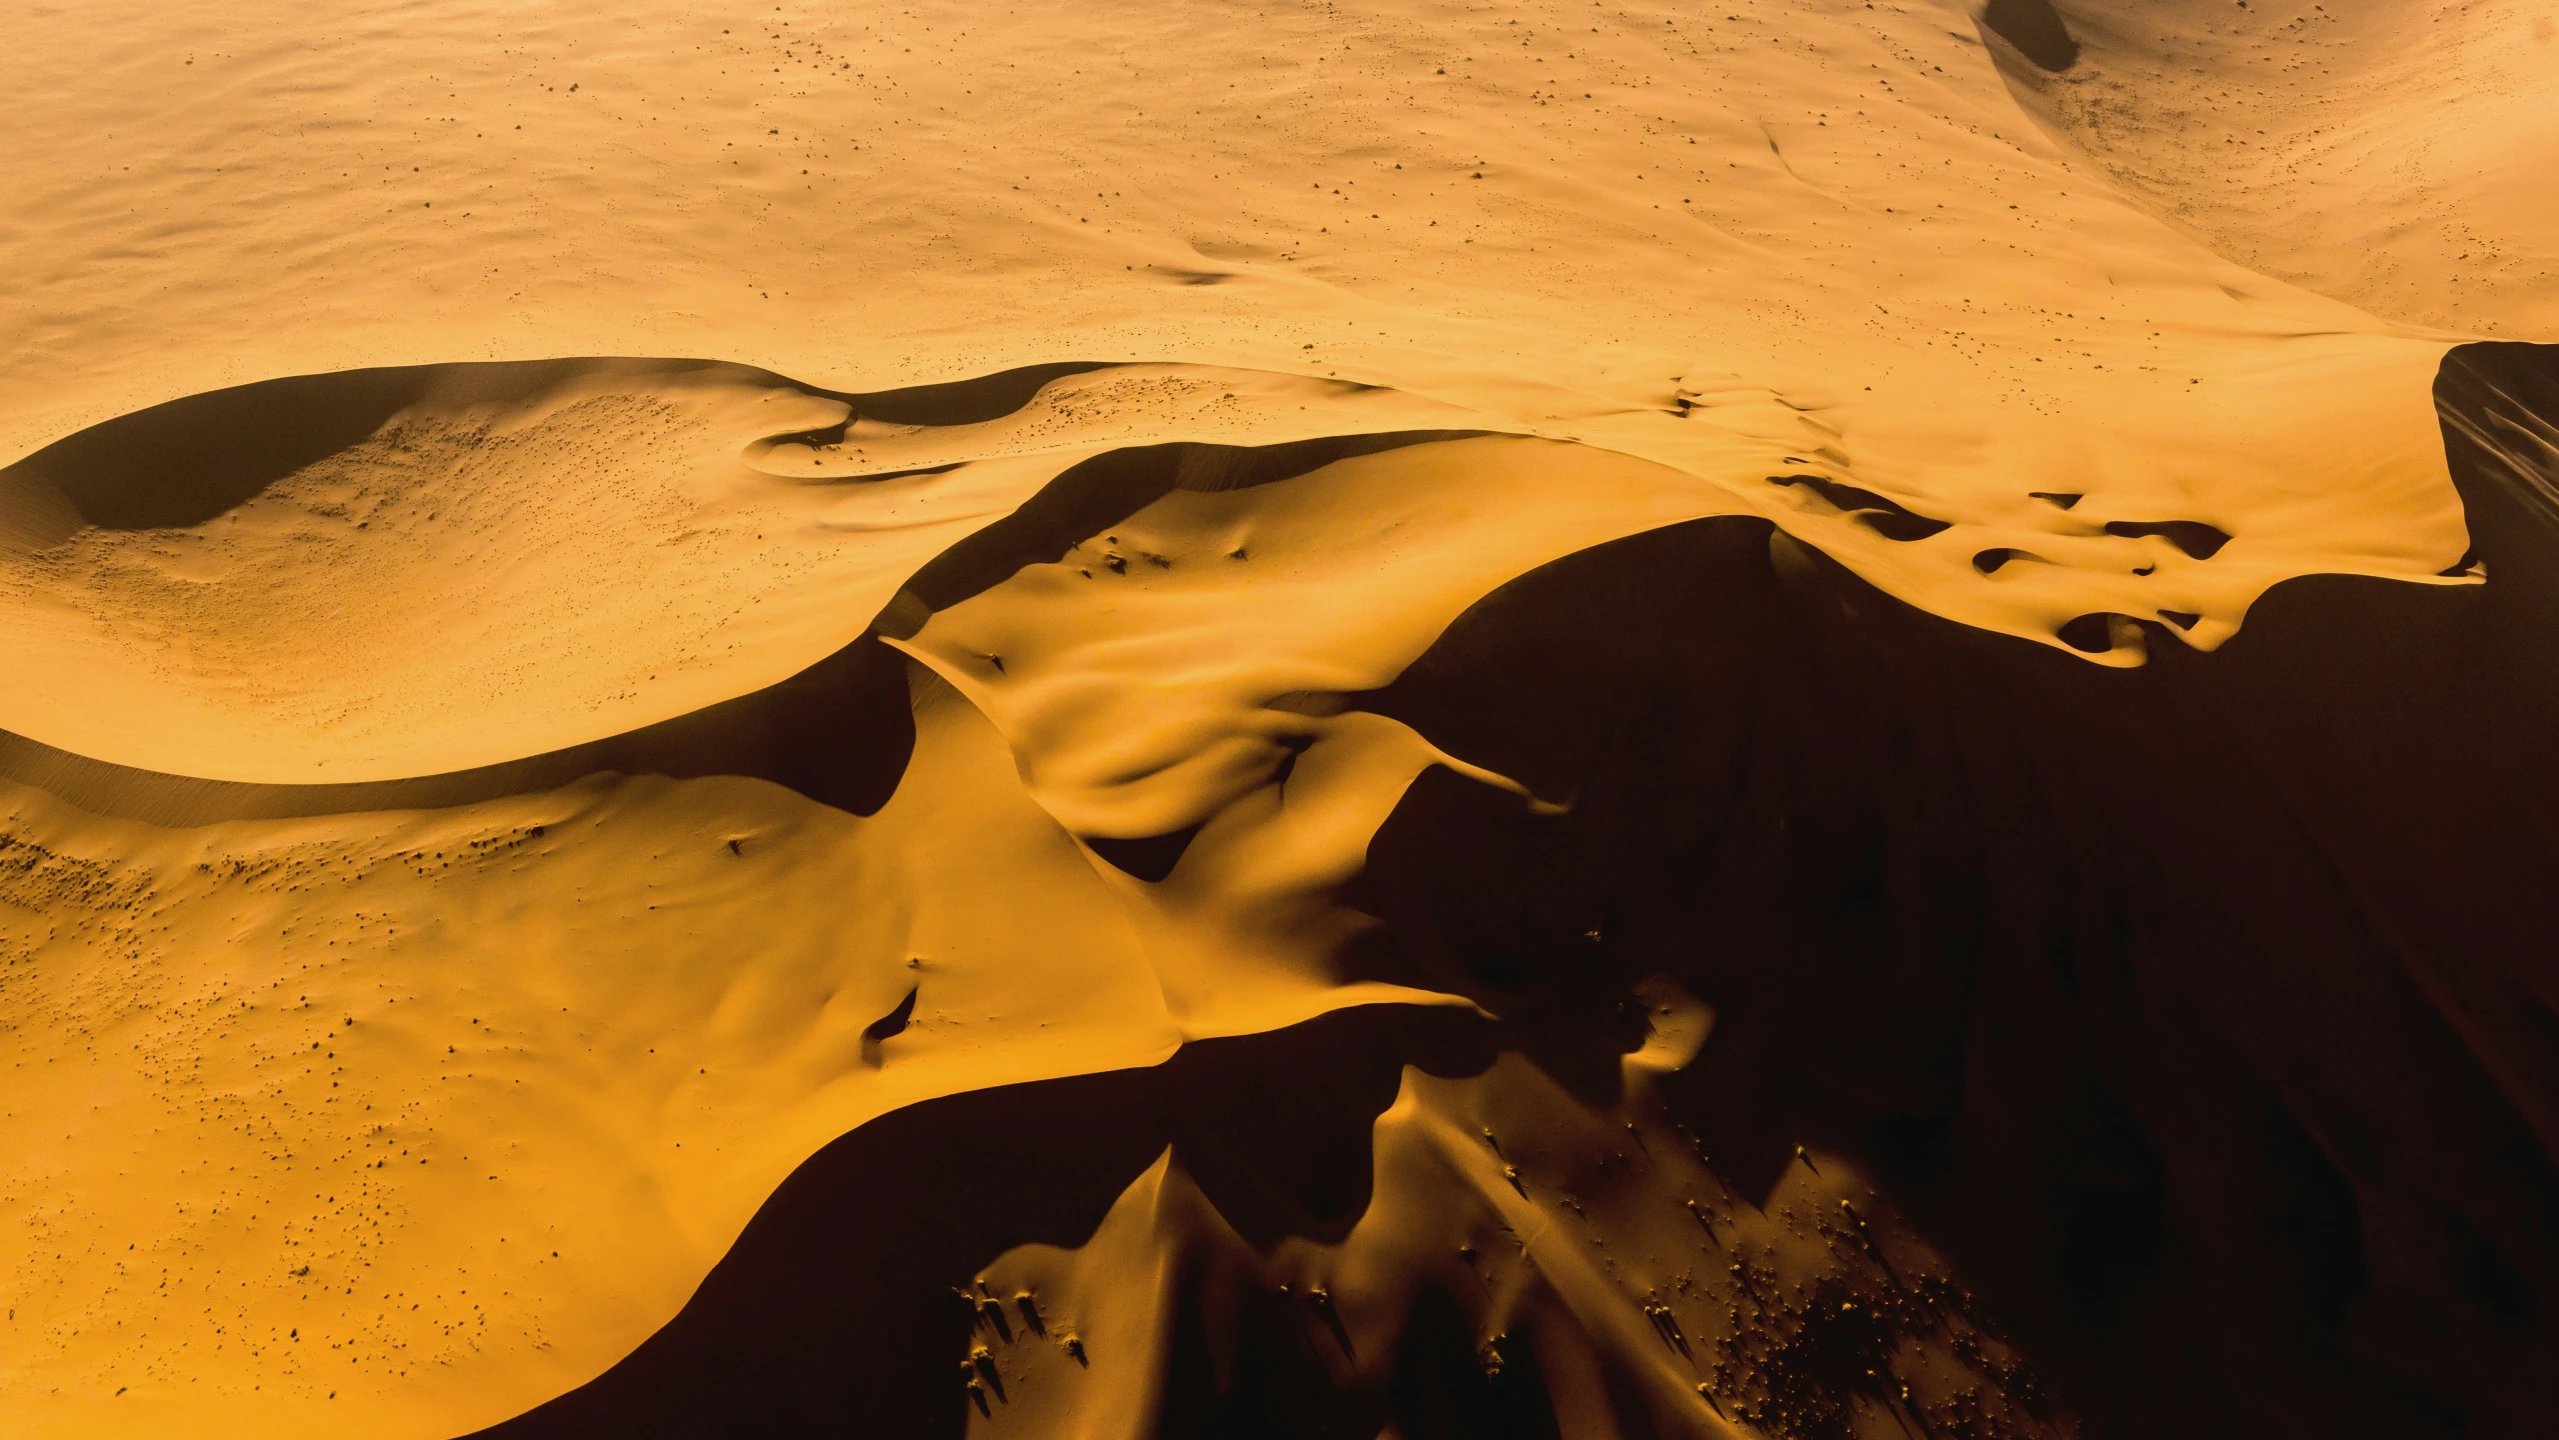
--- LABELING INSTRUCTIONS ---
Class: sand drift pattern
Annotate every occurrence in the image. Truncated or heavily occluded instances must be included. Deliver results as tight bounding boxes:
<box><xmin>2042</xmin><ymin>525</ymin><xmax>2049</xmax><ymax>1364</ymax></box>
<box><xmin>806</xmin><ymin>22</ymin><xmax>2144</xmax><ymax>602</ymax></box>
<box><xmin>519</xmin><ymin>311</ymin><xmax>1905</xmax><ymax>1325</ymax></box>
<box><xmin>0</xmin><ymin>348</ymin><xmax>2553</xmax><ymax>1440</ymax></box>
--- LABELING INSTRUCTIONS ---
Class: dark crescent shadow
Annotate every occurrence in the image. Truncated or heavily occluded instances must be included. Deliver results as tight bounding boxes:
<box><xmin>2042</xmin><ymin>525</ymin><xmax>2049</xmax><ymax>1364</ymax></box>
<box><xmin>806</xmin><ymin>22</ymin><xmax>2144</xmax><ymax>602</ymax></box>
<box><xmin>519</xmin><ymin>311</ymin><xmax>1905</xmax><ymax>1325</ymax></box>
<box><xmin>0</xmin><ymin>356</ymin><xmax>1479</xmax><ymax>825</ymax></box>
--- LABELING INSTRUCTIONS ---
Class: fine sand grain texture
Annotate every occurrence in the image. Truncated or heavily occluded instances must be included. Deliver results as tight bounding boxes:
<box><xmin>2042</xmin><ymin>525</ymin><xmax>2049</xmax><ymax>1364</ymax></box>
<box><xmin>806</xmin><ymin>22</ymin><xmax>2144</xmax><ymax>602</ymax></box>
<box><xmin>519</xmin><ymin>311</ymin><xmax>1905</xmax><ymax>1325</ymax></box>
<box><xmin>1</xmin><ymin>2</ymin><xmax>2554</xmax><ymax>1438</ymax></box>
<box><xmin>1998</xmin><ymin>0</ymin><xmax>2559</xmax><ymax>339</ymax></box>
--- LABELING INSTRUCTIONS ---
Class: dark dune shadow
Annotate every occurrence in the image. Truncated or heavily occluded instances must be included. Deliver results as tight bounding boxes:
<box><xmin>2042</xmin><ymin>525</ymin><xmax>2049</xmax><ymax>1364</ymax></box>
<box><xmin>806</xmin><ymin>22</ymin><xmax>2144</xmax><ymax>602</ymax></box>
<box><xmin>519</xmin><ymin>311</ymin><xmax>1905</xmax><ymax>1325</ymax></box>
<box><xmin>25</xmin><ymin>344</ymin><xmax>2558</xmax><ymax>1434</ymax></box>
<box><xmin>2100</xmin><ymin>518</ymin><xmax>2231</xmax><ymax>559</ymax></box>
<box><xmin>0</xmin><ymin>356</ymin><xmax>1127</xmax><ymax>822</ymax></box>
<box><xmin>880</xmin><ymin>430</ymin><xmax>1494</xmax><ymax>633</ymax></box>
<box><xmin>1345</xmin><ymin>342</ymin><xmax>2559</xmax><ymax>1438</ymax></box>
<box><xmin>1085</xmin><ymin>825</ymin><xmax>1204</xmax><ymax>882</ymax></box>
<box><xmin>0</xmin><ymin>633</ymin><xmax>918</xmax><ymax>826</ymax></box>
<box><xmin>1980</xmin><ymin>0</ymin><xmax>2081</xmax><ymax>74</ymax></box>
<box><xmin>0</xmin><ymin>370</ymin><xmax>1480</xmax><ymax>828</ymax></box>
<box><xmin>3</xmin><ymin>366</ymin><xmax>438</xmax><ymax>537</ymax></box>
<box><xmin>836</xmin><ymin>361</ymin><xmax>1118</xmax><ymax>428</ymax></box>
<box><xmin>0</xmin><ymin>356</ymin><xmax>1117</xmax><ymax>542</ymax></box>
<box><xmin>462</xmin><ymin>347</ymin><xmax>2556</xmax><ymax>1439</ymax></box>
<box><xmin>1770</xmin><ymin>471</ymin><xmax>1954</xmax><ymax>541</ymax></box>
<box><xmin>464</xmin><ymin>1005</ymin><xmax>1500</xmax><ymax>1440</ymax></box>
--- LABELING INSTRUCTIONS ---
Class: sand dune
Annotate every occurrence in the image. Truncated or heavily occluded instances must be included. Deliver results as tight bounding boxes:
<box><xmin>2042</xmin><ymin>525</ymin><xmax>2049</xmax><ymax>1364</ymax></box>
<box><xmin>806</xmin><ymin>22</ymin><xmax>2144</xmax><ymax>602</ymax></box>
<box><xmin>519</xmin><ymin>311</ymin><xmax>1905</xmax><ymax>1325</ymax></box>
<box><xmin>0</xmin><ymin>667</ymin><xmax>1191</xmax><ymax>1438</ymax></box>
<box><xmin>2000</xmin><ymin>0</ymin><xmax>2559</xmax><ymax>339</ymax></box>
<box><xmin>2</xmin><ymin>0</ymin><xmax>2555</xmax><ymax>1437</ymax></box>
<box><xmin>0</xmin><ymin>360</ymin><xmax>1481</xmax><ymax>783</ymax></box>
<box><xmin>485</xmin><ymin>362</ymin><xmax>2559</xmax><ymax>1439</ymax></box>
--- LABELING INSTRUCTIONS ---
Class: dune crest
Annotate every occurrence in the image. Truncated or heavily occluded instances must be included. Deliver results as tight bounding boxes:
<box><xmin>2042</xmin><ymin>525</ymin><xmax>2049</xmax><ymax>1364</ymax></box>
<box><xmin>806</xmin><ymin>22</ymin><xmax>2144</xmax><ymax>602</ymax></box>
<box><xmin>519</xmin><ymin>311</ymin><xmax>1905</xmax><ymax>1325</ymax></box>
<box><xmin>0</xmin><ymin>672</ymin><xmax>1184</xmax><ymax>1439</ymax></box>
<box><xmin>0</xmin><ymin>360</ymin><xmax>1478</xmax><ymax>785</ymax></box>
<box><xmin>1</xmin><ymin>0</ymin><xmax>2553</xmax><ymax>1436</ymax></box>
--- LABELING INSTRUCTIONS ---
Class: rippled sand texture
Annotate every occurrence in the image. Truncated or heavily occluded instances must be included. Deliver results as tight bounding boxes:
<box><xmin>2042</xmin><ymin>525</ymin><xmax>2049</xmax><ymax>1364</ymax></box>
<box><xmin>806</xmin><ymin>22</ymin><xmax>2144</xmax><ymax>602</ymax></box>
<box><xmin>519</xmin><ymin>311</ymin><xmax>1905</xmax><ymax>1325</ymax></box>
<box><xmin>2</xmin><ymin>2</ymin><xmax>2555</xmax><ymax>1439</ymax></box>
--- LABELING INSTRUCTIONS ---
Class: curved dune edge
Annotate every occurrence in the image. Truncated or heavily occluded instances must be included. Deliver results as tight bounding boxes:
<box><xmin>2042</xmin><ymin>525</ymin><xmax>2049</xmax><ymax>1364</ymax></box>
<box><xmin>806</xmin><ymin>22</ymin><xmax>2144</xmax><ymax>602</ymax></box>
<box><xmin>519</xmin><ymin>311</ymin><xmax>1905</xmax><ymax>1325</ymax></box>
<box><xmin>0</xmin><ymin>360</ymin><xmax>1489</xmax><ymax>785</ymax></box>
<box><xmin>0</xmin><ymin>346</ymin><xmax>2549</xmax><ymax>1439</ymax></box>
<box><xmin>0</xmin><ymin>427</ymin><xmax>1704</xmax><ymax>1437</ymax></box>
<box><xmin>470</xmin><ymin>342</ymin><xmax>2559</xmax><ymax>1440</ymax></box>
<box><xmin>1</xmin><ymin>0</ymin><xmax>2515</xmax><ymax>767</ymax></box>
<box><xmin>0</xmin><ymin>335</ymin><xmax>2480</xmax><ymax>792</ymax></box>
<box><xmin>474</xmin><ymin>1001</ymin><xmax>2078</xmax><ymax>1440</ymax></box>
<box><xmin>0</xmin><ymin>630</ymin><xmax>920</xmax><ymax>828</ymax></box>
<box><xmin>0</xmin><ymin>672</ymin><xmax>1171</xmax><ymax>1440</ymax></box>
<box><xmin>0</xmin><ymin>0</ymin><xmax>2551</xmax><ymax>1428</ymax></box>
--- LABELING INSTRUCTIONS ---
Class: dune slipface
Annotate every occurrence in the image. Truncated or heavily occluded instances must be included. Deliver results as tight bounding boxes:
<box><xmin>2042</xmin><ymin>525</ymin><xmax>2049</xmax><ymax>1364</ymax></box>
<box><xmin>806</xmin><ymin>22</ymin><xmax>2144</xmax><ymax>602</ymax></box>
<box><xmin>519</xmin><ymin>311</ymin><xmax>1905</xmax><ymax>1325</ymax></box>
<box><xmin>0</xmin><ymin>3</ymin><xmax>2552</xmax><ymax>1439</ymax></box>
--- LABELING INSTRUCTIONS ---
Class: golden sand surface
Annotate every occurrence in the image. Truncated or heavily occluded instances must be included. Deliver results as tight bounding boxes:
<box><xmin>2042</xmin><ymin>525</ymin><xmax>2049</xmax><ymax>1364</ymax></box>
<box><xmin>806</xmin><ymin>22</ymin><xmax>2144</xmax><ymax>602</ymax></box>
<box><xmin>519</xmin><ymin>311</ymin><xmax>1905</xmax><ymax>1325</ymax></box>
<box><xmin>1</xmin><ymin>2</ymin><xmax>2551</xmax><ymax>1437</ymax></box>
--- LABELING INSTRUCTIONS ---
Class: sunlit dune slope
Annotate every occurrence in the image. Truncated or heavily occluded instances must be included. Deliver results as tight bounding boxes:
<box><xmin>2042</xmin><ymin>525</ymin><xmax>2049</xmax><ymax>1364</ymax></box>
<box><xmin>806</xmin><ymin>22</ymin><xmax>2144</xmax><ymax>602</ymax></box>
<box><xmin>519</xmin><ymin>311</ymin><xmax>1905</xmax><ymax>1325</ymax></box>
<box><xmin>0</xmin><ymin>0</ymin><xmax>2513</xmax><ymax>666</ymax></box>
<box><xmin>0</xmin><ymin>426</ymin><xmax>1746</xmax><ymax>1435</ymax></box>
<box><xmin>0</xmin><ymin>666</ymin><xmax>1191</xmax><ymax>1439</ymax></box>
<box><xmin>489</xmin><ymin>348</ymin><xmax>2559</xmax><ymax>1440</ymax></box>
<box><xmin>1994</xmin><ymin>0</ymin><xmax>2559</xmax><ymax>338</ymax></box>
<box><xmin>0</xmin><ymin>360</ymin><xmax>1473</xmax><ymax>783</ymax></box>
<box><xmin>0</xmin><ymin>1</ymin><xmax>2554</xmax><ymax>1439</ymax></box>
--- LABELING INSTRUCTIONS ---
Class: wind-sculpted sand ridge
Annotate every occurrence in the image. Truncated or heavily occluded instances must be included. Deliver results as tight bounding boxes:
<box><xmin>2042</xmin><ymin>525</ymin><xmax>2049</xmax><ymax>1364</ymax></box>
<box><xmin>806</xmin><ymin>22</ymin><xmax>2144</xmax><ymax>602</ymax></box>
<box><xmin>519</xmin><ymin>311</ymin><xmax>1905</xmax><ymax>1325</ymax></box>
<box><xmin>0</xmin><ymin>392</ymin><xmax>1706</xmax><ymax>1437</ymax></box>
<box><xmin>0</xmin><ymin>635</ymin><xmax>916</xmax><ymax>828</ymax></box>
<box><xmin>464</xmin><ymin>341</ymin><xmax>2559</xmax><ymax>1440</ymax></box>
<box><xmin>476</xmin><ymin>1003</ymin><xmax>2073</xmax><ymax>1440</ymax></box>
<box><xmin>0</xmin><ymin>359</ymin><xmax>1495</xmax><ymax>786</ymax></box>
<box><xmin>0</xmin><ymin>370</ymin><xmax>1498</xmax><ymax>826</ymax></box>
<box><xmin>2</xmin><ymin>0</ymin><xmax>2553</xmax><ymax>1435</ymax></box>
<box><xmin>0</xmin><ymin>666</ymin><xmax>1201</xmax><ymax>1439</ymax></box>
<box><xmin>0</xmin><ymin>345</ymin><xmax>2482</xmax><ymax>803</ymax></box>
<box><xmin>1</xmin><ymin>344</ymin><xmax>2551</xmax><ymax>1439</ymax></box>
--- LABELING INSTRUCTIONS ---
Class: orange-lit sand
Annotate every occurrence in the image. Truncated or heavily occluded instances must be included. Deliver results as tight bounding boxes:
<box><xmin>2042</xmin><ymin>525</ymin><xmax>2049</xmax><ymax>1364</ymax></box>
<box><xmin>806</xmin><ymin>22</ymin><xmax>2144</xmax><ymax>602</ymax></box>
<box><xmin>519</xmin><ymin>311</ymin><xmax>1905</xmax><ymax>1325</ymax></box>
<box><xmin>3</xmin><ymin>2</ymin><xmax>2553</xmax><ymax>1437</ymax></box>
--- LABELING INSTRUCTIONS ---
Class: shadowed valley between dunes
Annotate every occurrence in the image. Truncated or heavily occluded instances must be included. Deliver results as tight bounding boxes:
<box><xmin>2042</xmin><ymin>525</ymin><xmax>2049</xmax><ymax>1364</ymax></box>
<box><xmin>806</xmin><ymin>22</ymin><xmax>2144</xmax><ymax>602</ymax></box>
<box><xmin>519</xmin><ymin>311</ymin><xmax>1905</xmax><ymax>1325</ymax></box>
<box><xmin>4</xmin><ymin>2</ymin><xmax>2557</xmax><ymax>1437</ymax></box>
